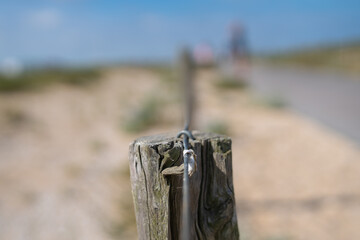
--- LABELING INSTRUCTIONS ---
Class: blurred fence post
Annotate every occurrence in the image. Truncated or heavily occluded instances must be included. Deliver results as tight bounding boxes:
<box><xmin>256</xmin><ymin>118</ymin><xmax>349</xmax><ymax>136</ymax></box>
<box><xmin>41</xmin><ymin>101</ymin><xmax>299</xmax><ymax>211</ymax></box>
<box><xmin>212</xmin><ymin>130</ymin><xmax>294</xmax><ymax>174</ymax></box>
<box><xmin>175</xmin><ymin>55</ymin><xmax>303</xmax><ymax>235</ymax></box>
<box><xmin>129</xmin><ymin>132</ymin><xmax>240</xmax><ymax>239</ymax></box>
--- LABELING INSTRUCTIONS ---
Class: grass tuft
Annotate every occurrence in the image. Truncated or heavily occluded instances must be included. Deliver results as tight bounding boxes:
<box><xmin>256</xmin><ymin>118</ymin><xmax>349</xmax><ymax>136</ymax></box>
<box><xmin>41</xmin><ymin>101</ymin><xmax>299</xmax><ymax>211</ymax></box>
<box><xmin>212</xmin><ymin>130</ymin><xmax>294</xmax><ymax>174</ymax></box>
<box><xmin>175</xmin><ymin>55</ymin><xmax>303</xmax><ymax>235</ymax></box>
<box><xmin>215</xmin><ymin>77</ymin><xmax>247</xmax><ymax>90</ymax></box>
<box><xmin>0</xmin><ymin>67</ymin><xmax>100</xmax><ymax>92</ymax></box>
<box><xmin>206</xmin><ymin>120</ymin><xmax>229</xmax><ymax>135</ymax></box>
<box><xmin>263</xmin><ymin>41</ymin><xmax>360</xmax><ymax>74</ymax></box>
<box><xmin>255</xmin><ymin>95</ymin><xmax>287</xmax><ymax>109</ymax></box>
<box><xmin>145</xmin><ymin>65</ymin><xmax>176</xmax><ymax>83</ymax></box>
<box><xmin>123</xmin><ymin>96</ymin><xmax>160</xmax><ymax>133</ymax></box>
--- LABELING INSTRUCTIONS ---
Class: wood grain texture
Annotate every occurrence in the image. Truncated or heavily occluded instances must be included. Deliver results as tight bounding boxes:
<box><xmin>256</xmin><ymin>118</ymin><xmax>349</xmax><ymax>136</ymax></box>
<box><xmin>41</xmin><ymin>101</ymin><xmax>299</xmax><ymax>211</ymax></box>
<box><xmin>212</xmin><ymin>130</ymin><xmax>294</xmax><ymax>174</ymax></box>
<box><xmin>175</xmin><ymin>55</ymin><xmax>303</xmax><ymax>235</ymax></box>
<box><xmin>129</xmin><ymin>132</ymin><xmax>239</xmax><ymax>240</ymax></box>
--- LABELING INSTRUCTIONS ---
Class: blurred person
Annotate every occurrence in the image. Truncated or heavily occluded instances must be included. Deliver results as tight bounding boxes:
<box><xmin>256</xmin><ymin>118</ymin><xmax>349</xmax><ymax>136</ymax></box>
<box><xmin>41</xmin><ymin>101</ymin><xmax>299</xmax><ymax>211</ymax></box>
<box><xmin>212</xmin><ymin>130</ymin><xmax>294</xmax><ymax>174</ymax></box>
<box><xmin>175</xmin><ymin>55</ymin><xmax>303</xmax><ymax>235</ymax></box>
<box><xmin>227</xmin><ymin>22</ymin><xmax>251</xmax><ymax>80</ymax></box>
<box><xmin>229</xmin><ymin>23</ymin><xmax>249</xmax><ymax>61</ymax></box>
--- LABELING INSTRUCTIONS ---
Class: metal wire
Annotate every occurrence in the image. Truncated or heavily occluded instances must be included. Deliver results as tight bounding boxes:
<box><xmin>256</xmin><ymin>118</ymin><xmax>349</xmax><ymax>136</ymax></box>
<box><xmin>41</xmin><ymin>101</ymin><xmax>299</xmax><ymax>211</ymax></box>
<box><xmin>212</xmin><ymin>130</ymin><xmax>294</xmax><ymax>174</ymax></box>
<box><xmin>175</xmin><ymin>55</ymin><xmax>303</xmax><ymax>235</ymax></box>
<box><xmin>176</xmin><ymin>130</ymin><xmax>195</xmax><ymax>140</ymax></box>
<box><xmin>181</xmin><ymin>134</ymin><xmax>190</xmax><ymax>240</ymax></box>
<box><xmin>177</xmin><ymin>48</ymin><xmax>195</xmax><ymax>240</ymax></box>
<box><xmin>176</xmin><ymin>129</ymin><xmax>195</xmax><ymax>240</ymax></box>
<box><xmin>179</xmin><ymin>48</ymin><xmax>194</xmax><ymax>131</ymax></box>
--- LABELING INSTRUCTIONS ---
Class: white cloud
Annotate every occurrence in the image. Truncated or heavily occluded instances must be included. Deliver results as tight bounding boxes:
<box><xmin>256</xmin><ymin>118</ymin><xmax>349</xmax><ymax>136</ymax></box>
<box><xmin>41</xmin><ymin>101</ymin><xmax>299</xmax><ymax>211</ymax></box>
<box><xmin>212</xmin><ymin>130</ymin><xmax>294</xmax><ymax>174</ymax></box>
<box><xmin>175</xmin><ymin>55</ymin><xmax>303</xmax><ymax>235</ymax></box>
<box><xmin>27</xmin><ymin>9</ymin><xmax>62</xmax><ymax>30</ymax></box>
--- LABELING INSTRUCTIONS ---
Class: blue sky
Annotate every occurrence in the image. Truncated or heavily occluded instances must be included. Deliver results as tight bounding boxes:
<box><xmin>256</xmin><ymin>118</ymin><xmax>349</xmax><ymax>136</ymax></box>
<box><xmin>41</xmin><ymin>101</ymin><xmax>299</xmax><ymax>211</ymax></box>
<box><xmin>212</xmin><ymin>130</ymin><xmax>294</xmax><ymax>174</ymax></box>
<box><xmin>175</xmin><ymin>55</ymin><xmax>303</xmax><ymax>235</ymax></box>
<box><xmin>1</xmin><ymin>0</ymin><xmax>360</xmax><ymax>64</ymax></box>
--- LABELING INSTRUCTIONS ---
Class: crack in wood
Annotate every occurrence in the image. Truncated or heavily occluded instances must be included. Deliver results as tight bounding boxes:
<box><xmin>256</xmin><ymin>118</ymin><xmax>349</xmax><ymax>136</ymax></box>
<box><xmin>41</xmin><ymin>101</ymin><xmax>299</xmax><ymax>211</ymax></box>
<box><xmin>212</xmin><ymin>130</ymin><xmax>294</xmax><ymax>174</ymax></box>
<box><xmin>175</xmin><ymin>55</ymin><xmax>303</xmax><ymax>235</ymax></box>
<box><xmin>138</xmin><ymin>145</ymin><xmax>152</xmax><ymax>240</ymax></box>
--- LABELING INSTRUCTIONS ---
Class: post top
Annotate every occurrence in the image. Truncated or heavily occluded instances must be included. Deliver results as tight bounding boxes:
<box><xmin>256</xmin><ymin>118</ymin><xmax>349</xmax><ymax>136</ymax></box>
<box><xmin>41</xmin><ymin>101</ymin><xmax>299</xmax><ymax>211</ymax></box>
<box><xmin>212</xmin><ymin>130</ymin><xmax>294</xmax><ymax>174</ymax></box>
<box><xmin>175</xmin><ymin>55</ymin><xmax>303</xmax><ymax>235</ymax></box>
<box><xmin>132</xmin><ymin>131</ymin><xmax>230</xmax><ymax>146</ymax></box>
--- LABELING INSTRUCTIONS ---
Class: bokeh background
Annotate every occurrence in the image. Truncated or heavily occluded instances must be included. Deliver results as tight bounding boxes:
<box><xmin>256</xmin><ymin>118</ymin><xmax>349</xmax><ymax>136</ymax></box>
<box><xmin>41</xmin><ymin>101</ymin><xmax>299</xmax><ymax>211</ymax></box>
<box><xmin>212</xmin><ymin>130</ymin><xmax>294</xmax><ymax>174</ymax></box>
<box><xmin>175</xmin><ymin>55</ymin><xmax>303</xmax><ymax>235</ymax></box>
<box><xmin>0</xmin><ymin>1</ymin><xmax>360</xmax><ymax>240</ymax></box>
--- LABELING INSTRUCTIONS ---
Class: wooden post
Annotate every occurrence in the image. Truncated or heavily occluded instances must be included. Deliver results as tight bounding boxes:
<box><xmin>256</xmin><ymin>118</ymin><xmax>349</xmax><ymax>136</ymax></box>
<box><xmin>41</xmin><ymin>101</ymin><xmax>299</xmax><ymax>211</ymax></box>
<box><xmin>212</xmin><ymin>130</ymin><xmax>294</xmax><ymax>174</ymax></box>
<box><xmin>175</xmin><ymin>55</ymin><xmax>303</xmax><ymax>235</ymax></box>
<box><xmin>129</xmin><ymin>132</ymin><xmax>239</xmax><ymax>239</ymax></box>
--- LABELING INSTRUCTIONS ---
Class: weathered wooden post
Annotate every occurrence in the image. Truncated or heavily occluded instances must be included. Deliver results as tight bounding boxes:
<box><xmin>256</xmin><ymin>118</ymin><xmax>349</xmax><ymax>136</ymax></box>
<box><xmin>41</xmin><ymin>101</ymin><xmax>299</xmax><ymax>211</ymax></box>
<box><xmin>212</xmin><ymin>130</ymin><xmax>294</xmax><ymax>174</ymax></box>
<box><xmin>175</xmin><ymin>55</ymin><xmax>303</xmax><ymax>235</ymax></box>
<box><xmin>129</xmin><ymin>132</ymin><xmax>239</xmax><ymax>239</ymax></box>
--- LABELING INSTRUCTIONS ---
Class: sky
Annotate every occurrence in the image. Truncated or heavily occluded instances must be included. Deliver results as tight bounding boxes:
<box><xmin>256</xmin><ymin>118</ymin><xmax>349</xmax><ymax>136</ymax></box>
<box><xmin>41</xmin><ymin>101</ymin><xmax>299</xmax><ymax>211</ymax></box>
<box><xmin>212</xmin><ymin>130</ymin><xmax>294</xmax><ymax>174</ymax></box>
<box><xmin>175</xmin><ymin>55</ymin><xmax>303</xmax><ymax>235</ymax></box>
<box><xmin>0</xmin><ymin>0</ymin><xmax>360</xmax><ymax>64</ymax></box>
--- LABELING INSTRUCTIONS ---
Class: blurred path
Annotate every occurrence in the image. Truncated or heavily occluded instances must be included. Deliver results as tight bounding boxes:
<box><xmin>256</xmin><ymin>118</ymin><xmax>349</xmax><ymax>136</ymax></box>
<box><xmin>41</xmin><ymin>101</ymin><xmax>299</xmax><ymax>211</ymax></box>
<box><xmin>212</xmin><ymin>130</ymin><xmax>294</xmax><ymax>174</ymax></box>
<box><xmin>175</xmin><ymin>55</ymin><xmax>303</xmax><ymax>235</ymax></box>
<box><xmin>250</xmin><ymin>65</ymin><xmax>360</xmax><ymax>144</ymax></box>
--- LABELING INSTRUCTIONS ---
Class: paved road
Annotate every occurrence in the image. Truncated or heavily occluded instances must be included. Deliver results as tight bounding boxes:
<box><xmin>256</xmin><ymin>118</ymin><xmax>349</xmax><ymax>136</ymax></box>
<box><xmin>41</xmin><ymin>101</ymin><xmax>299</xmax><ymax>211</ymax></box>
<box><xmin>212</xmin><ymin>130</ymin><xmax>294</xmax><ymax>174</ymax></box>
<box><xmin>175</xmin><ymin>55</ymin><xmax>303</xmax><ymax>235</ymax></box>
<box><xmin>250</xmin><ymin>65</ymin><xmax>360</xmax><ymax>144</ymax></box>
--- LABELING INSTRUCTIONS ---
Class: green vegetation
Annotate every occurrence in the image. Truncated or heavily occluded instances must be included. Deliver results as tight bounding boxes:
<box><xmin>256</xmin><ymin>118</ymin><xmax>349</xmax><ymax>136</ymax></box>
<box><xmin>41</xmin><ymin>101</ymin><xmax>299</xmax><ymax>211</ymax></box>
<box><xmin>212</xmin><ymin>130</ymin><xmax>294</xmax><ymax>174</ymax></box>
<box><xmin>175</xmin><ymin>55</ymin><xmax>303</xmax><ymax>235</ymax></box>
<box><xmin>215</xmin><ymin>76</ymin><xmax>247</xmax><ymax>90</ymax></box>
<box><xmin>254</xmin><ymin>95</ymin><xmax>287</xmax><ymax>109</ymax></box>
<box><xmin>0</xmin><ymin>67</ymin><xmax>100</xmax><ymax>92</ymax></box>
<box><xmin>206</xmin><ymin>120</ymin><xmax>229</xmax><ymax>135</ymax></box>
<box><xmin>122</xmin><ymin>65</ymin><xmax>178</xmax><ymax>134</ymax></box>
<box><xmin>146</xmin><ymin>65</ymin><xmax>176</xmax><ymax>83</ymax></box>
<box><xmin>123</xmin><ymin>96</ymin><xmax>161</xmax><ymax>133</ymax></box>
<box><xmin>264</xmin><ymin>41</ymin><xmax>360</xmax><ymax>74</ymax></box>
